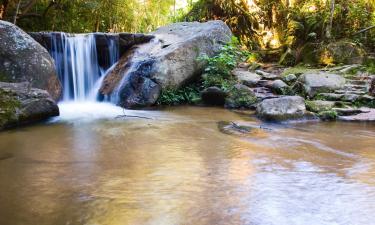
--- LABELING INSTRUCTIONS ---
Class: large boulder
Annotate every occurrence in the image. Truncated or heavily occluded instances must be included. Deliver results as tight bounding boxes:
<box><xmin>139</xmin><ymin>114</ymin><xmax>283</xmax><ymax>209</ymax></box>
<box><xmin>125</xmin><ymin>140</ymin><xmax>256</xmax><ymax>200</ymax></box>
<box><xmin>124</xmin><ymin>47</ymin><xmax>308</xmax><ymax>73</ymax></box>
<box><xmin>256</xmin><ymin>96</ymin><xmax>310</xmax><ymax>121</ymax></box>
<box><xmin>100</xmin><ymin>21</ymin><xmax>232</xmax><ymax>108</ymax></box>
<box><xmin>297</xmin><ymin>72</ymin><xmax>346</xmax><ymax>97</ymax></box>
<box><xmin>0</xmin><ymin>82</ymin><xmax>59</xmax><ymax>130</ymax></box>
<box><xmin>0</xmin><ymin>21</ymin><xmax>62</xmax><ymax>100</ymax></box>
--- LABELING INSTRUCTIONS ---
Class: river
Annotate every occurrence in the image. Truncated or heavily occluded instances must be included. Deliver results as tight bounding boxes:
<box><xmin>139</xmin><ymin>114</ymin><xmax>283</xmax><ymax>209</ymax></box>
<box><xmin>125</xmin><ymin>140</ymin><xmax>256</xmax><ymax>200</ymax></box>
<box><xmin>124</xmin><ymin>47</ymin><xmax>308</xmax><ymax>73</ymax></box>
<box><xmin>0</xmin><ymin>104</ymin><xmax>374</xmax><ymax>225</ymax></box>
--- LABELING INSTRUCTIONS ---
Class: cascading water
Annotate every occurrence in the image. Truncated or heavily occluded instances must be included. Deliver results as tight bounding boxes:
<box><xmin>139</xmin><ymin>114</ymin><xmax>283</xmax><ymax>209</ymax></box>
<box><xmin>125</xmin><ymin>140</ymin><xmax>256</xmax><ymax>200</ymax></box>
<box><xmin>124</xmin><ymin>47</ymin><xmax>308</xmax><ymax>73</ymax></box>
<box><xmin>49</xmin><ymin>33</ymin><xmax>119</xmax><ymax>102</ymax></box>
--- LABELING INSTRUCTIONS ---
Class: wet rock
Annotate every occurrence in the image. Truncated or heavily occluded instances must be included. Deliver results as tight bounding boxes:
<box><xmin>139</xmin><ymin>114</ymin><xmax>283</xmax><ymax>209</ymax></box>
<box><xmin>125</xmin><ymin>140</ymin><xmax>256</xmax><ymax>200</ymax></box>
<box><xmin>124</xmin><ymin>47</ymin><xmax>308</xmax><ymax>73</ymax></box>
<box><xmin>0</xmin><ymin>82</ymin><xmax>59</xmax><ymax>130</ymax></box>
<box><xmin>333</xmin><ymin>107</ymin><xmax>370</xmax><ymax>116</ymax></box>
<box><xmin>232</xmin><ymin>69</ymin><xmax>261</xmax><ymax>87</ymax></box>
<box><xmin>298</xmin><ymin>72</ymin><xmax>346</xmax><ymax>97</ymax></box>
<box><xmin>305</xmin><ymin>100</ymin><xmax>336</xmax><ymax>113</ymax></box>
<box><xmin>201</xmin><ymin>87</ymin><xmax>227</xmax><ymax>106</ymax></box>
<box><xmin>255</xmin><ymin>70</ymin><xmax>279</xmax><ymax>80</ymax></box>
<box><xmin>218</xmin><ymin>121</ymin><xmax>268</xmax><ymax>137</ymax></box>
<box><xmin>218</xmin><ymin>121</ymin><xmax>253</xmax><ymax>135</ymax></box>
<box><xmin>0</xmin><ymin>21</ymin><xmax>62</xmax><ymax>100</ymax></box>
<box><xmin>100</xmin><ymin>21</ymin><xmax>232</xmax><ymax>108</ymax></box>
<box><xmin>339</xmin><ymin>109</ymin><xmax>375</xmax><ymax>122</ymax></box>
<box><xmin>256</xmin><ymin>96</ymin><xmax>311</xmax><ymax>121</ymax></box>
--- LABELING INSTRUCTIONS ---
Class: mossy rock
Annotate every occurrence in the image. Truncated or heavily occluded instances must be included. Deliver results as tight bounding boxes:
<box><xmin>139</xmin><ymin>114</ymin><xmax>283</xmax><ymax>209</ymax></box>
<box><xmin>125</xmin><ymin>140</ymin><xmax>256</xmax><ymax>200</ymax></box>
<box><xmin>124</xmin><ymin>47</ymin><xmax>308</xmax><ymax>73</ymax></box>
<box><xmin>298</xmin><ymin>41</ymin><xmax>366</xmax><ymax>66</ymax></box>
<box><xmin>225</xmin><ymin>84</ymin><xmax>258</xmax><ymax>109</ymax></box>
<box><xmin>318</xmin><ymin>110</ymin><xmax>338</xmax><ymax>121</ymax></box>
<box><xmin>0</xmin><ymin>89</ymin><xmax>21</xmax><ymax>128</ymax></box>
<box><xmin>319</xmin><ymin>41</ymin><xmax>366</xmax><ymax>65</ymax></box>
<box><xmin>305</xmin><ymin>100</ymin><xmax>336</xmax><ymax>113</ymax></box>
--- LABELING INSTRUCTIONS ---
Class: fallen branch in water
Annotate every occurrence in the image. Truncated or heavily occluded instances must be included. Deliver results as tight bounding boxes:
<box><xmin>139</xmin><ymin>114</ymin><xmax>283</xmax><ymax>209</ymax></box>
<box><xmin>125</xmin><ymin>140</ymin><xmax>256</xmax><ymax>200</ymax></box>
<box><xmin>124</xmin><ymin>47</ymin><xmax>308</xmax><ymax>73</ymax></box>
<box><xmin>115</xmin><ymin>115</ymin><xmax>152</xmax><ymax>120</ymax></box>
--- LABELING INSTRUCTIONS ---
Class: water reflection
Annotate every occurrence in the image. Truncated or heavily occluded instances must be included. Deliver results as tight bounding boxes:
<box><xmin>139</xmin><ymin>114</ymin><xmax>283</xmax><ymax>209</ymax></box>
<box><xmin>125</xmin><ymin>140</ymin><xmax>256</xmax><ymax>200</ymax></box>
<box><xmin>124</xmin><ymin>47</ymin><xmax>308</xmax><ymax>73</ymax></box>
<box><xmin>0</xmin><ymin>107</ymin><xmax>374</xmax><ymax>225</ymax></box>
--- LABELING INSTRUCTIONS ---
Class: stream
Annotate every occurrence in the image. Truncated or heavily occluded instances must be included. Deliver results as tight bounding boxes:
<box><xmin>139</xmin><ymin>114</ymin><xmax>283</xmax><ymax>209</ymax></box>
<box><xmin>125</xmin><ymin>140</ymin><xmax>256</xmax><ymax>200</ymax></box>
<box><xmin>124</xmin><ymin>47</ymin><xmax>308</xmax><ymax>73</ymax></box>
<box><xmin>0</xmin><ymin>104</ymin><xmax>374</xmax><ymax>225</ymax></box>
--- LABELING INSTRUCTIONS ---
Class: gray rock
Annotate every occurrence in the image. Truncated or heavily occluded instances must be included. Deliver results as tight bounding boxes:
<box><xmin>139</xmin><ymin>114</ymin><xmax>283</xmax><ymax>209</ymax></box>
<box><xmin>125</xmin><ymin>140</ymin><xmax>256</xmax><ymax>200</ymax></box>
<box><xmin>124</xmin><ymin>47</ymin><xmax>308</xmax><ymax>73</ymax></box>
<box><xmin>283</xmin><ymin>74</ymin><xmax>297</xmax><ymax>84</ymax></box>
<box><xmin>0</xmin><ymin>82</ymin><xmax>59</xmax><ymax>130</ymax></box>
<box><xmin>298</xmin><ymin>72</ymin><xmax>346</xmax><ymax>97</ymax></box>
<box><xmin>0</xmin><ymin>21</ymin><xmax>62</xmax><ymax>100</ymax></box>
<box><xmin>201</xmin><ymin>86</ymin><xmax>227</xmax><ymax>106</ymax></box>
<box><xmin>100</xmin><ymin>21</ymin><xmax>232</xmax><ymax>108</ymax></box>
<box><xmin>255</xmin><ymin>70</ymin><xmax>279</xmax><ymax>80</ymax></box>
<box><xmin>256</xmin><ymin>96</ymin><xmax>310</xmax><ymax>121</ymax></box>
<box><xmin>271</xmin><ymin>80</ymin><xmax>289</xmax><ymax>94</ymax></box>
<box><xmin>232</xmin><ymin>69</ymin><xmax>261</xmax><ymax>87</ymax></box>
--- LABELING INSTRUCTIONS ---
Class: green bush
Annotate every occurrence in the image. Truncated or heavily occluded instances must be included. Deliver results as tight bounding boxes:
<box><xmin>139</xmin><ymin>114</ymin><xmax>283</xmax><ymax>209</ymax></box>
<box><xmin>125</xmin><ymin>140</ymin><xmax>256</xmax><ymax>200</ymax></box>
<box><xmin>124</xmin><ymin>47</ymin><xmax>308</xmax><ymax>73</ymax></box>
<box><xmin>156</xmin><ymin>85</ymin><xmax>201</xmax><ymax>106</ymax></box>
<box><xmin>199</xmin><ymin>36</ymin><xmax>250</xmax><ymax>90</ymax></box>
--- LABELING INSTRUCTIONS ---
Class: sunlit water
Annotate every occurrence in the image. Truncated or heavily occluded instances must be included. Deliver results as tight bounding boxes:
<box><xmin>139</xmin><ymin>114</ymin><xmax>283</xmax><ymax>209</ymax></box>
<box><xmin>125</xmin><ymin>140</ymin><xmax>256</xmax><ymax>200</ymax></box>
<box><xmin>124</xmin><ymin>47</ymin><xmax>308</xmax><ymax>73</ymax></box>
<box><xmin>0</xmin><ymin>106</ymin><xmax>375</xmax><ymax>225</ymax></box>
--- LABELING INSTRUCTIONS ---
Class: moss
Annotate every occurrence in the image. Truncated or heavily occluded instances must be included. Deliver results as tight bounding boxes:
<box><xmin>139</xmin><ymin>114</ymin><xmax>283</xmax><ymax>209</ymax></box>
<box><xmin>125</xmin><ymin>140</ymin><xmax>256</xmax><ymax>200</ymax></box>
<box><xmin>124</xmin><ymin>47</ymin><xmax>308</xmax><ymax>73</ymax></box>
<box><xmin>281</xmin><ymin>65</ymin><xmax>318</xmax><ymax>77</ymax></box>
<box><xmin>305</xmin><ymin>100</ymin><xmax>335</xmax><ymax>113</ymax></box>
<box><xmin>318</xmin><ymin>110</ymin><xmax>338</xmax><ymax>121</ymax></box>
<box><xmin>0</xmin><ymin>71</ymin><xmax>12</xmax><ymax>83</ymax></box>
<box><xmin>0</xmin><ymin>89</ymin><xmax>21</xmax><ymax>128</ymax></box>
<box><xmin>225</xmin><ymin>87</ymin><xmax>257</xmax><ymax>109</ymax></box>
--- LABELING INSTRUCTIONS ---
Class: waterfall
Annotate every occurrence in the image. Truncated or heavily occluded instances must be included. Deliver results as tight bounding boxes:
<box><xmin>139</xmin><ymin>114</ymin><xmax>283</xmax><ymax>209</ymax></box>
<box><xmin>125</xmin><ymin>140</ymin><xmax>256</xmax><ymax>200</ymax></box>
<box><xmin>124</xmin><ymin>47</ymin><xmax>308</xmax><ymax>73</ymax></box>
<box><xmin>49</xmin><ymin>33</ymin><xmax>119</xmax><ymax>102</ymax></box>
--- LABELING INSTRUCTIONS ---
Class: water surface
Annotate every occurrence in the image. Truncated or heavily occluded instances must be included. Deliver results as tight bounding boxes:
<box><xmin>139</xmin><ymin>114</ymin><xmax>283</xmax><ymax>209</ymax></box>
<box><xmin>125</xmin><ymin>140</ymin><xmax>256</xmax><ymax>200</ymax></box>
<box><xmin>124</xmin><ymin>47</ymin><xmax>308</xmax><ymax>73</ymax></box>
<box><xmin>0</xmin><ymin>105</ymin><xmax>375</xmax><ymax>225</ymax></box>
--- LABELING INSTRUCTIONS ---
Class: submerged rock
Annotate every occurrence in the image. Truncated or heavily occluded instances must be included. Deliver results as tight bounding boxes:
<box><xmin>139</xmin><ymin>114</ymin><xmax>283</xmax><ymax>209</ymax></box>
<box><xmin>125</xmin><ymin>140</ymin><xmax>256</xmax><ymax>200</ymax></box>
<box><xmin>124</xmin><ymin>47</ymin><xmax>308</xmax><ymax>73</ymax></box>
<box><xmin>0</xmin><ymin>82</ymin><xmax>59</xmax><ymax>130</ymax></box>
<box><xmin>201</xmin><ymin>87</ymin><xmax>227</xmax><ymax>106</ymax></box>
<box><xmin>0</xmin><ymin>21</ymin><xmax>62</xmax><ymax>100</ymax></box>
<box><xmin>256</xmin><ymin>96</ymin><xmax>312</xmax><ymax>121</ymax></box>
<box><xmin>100</xmin><ymin>21</ymin><xmax>232</xmax><ymax>108</ymax></box>
<box><xmin>218</xmin><ymin>121</ymin><xmax>268</xmax><ymax>137</ymax></box>
<box><xmin>298</xmin><ymin>72</ymin><xmax>346</xmax><ymax>97</ymax></box>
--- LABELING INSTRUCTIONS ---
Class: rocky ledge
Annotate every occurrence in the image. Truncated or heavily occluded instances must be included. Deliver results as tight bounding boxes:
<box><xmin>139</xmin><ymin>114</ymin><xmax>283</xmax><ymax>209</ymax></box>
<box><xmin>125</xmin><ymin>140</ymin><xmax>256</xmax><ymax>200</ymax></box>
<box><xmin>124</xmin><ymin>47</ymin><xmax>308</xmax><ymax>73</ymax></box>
<box><xmin>222</xmin><ymin>64</ymin><xmax>375</xmax><ymax>122</ymax></box>
<box><xmin>0</xmin><ymin>82</ymin><xmax>59</xmax><ymax>130</ymax></box>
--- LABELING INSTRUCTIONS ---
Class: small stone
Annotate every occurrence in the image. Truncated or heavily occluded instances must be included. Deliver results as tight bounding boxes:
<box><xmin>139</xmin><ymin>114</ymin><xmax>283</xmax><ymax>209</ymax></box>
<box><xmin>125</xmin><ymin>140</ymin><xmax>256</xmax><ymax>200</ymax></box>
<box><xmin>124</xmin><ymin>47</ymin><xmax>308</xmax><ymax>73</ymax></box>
<box><xmin>283</xmin><ymin>74</ymin><xmax>297</xmax><ymax>84</ymax></box>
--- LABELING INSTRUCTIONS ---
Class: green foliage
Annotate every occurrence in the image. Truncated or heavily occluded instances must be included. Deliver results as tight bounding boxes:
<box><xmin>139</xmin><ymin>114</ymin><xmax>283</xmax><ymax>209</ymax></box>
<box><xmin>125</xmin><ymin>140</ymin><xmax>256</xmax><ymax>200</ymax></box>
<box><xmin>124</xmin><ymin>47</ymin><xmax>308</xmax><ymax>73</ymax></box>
<box><xmin>156</xmin><ymin>85</ymin><xmax>201</xmax><ymax>106</ymax></box>
<box><xmin>4</xmin><ymin>0</ymin><xmax>179</xmax><ymax>33</ymax></box>
<box><xmin>199</xmin><ymin>37</ymin><xmax>249</xmax><ymax>90</ymax></box>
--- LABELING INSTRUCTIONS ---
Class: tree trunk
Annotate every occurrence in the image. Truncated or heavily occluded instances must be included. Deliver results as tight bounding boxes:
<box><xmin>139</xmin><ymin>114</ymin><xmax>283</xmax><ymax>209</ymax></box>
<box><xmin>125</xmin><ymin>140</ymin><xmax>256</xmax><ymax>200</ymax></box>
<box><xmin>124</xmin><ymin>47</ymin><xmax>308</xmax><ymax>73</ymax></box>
<box><xmin>326</xmin><ymin>0</ymin><xmax>335</xmax><ymax>39</ymax></box>
<box><xmin>13</xmin><ymin>0</ymin><xmax>22</xmax><ymax>24</ymax></box>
